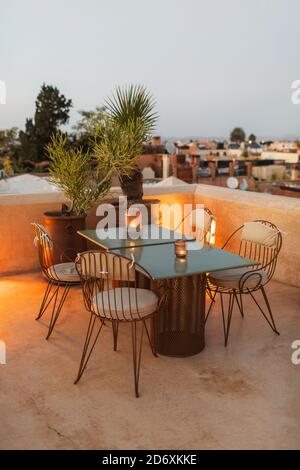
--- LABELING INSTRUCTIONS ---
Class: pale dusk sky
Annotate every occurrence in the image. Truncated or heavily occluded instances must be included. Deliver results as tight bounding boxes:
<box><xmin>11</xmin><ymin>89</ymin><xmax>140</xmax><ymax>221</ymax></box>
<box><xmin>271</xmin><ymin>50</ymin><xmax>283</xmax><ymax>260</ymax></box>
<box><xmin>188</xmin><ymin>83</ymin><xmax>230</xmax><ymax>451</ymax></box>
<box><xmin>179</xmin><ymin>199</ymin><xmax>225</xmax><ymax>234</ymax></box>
<box><xmin>1</xmin><ymin>0</ymin><xmax>300</xmax><ymax>138</ymax></box>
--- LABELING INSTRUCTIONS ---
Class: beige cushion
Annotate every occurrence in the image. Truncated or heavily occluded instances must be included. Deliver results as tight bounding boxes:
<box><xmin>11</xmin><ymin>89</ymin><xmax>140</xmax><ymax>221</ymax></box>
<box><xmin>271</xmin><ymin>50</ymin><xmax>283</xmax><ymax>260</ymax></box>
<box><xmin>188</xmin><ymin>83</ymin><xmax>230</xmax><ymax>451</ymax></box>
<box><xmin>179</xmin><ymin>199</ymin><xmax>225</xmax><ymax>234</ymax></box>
<box><xmin>209</xmin><ymin>267</ymin><xmax>268</xmax><ymax>290</ymax></box>
<box><xmin>92</xmin><ymin>287</ymin><xmax>158</xmax><ymax>320</ymax></box>
<box><xmin>47</xmin><ymin>262</ymin><xmax>79</xmax><ymax>283</ymax></box>
<box><xmin>242</xmin><ymin>222</ymin><xmax>278</xmax><ymax>247</ymax></box>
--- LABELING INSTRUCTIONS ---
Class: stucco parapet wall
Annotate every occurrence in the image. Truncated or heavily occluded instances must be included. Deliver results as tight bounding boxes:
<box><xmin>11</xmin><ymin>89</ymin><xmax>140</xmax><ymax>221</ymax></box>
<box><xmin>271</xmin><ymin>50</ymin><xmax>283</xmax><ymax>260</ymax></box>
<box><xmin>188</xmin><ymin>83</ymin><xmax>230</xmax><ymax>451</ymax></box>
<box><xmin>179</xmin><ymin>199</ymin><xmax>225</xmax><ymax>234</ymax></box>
<box><xmin>195</xmin><ymin>183</ymin><xmax>300</xmax><ymax>213</ymax></box>
<box><xmin>1</xmin><ymin>181</ymin><xmax>299</xmax><ymax>213</ymax></box>
<box><xmin>0</xmin><ymin>183</ymin><xmax>197</xmax><ymax>206</ymax></box>
<box><xmin>108</xmin><ymin>183</ymin><xmax>197</xmax><ymax>198</ymax></box>
<box><xmin>0</xmin><ymin>191</ymin><xmax>66</xmax><ymax>206</ymax></box>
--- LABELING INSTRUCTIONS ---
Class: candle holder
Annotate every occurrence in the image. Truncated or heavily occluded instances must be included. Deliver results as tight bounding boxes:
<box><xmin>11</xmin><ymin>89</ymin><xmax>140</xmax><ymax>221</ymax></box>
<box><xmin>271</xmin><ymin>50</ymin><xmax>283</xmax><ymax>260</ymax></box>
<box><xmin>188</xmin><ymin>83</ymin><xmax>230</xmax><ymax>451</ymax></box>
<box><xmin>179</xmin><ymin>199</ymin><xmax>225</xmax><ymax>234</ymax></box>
<box><xmin>174</xmin><ymin>239</ymin><xmax>187</xmax><ymax>258</ymax></box>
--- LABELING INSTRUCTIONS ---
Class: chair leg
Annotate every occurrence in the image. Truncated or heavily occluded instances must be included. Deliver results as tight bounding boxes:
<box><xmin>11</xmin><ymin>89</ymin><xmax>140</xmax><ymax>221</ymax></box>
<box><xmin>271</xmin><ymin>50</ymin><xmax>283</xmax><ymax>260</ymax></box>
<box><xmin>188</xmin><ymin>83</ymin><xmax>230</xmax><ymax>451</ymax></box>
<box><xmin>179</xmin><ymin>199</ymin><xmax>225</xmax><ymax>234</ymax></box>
<box><xmin>46</xmin><ymin>284</ymin><xmax>71</xmax><ymax>340</ymax></box>
<box><xmin>74</xmin><ymin>313</ymin><xmax>104</xmax><ymax>384</ymax></box>
<box><xmin>131</xmin><ymin>322</ymin><xmax>144</xmax><ymax>398</ymax></box>
<box><xmin>36</xmin><ymin>281</ymin><xmax>56</xmax><ymax>320</ymax></box>
<box><xmin>234</xmin><ymin>291</ymin><xmax>244</xmax><ymax>318</ymax></box>
<box><xmin>143</xmin><ymin>318</ymin><xmax>157</xmax><ymax>357</ymax></box>
<box><xmin>220</xmin><ymin>293</ymin><xmax>235</xmax><ymax>347</ymax></box>
<box><xmin>206</xmin><ymin>283</ymin><xmax>216</xmax><ymax>302</ymax></box>
<box><xmin>112</xmin><ymin>320</ymin><xmax>119</xmax><ymax>351</ymax></box>
<box><xmin>248</xmin><ymin>287</ymin><xmax>280</xmax><ymax>335</ymax></box>
<box><xmin>205</xmin><ymin>290</ymin><xmax>217</xmax><ymax>323</ymax></box>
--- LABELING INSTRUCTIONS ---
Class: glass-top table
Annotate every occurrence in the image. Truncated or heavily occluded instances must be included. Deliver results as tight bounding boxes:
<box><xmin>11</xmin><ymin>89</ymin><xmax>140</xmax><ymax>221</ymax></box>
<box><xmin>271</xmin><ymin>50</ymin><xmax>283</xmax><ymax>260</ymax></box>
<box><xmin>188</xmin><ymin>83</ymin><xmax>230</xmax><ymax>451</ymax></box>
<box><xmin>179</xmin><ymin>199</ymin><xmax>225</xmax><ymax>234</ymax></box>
<box><xmin>111</xmin><ymin>243</ymin><xmax>256</xmax><ymax>357</ymax></box>
<box><xmin>111</xmin><ymin>242</ymin><xmax>256</xmax><ymax>280</ymax></box>
<box><xmin>77</xmin><ymin>225</ymin><xmax>194</xmax><ymax>251</ymax></box>
<box><xmin>78</xmin><ymin>227</ymin><xmax>256</xmax><ymax>357</ymax></box>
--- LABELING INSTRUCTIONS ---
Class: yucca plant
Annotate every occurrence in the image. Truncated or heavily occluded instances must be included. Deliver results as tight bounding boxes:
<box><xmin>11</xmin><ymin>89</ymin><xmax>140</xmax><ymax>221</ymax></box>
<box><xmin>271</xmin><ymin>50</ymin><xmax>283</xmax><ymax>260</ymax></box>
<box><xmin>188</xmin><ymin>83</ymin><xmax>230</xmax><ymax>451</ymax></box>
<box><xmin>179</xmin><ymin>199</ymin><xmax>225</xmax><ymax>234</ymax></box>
<box><xmin>102</xmin><ymin>84</ymin><xmax>158</xmax><ymax>202</ymax></box>
<box><xmin>47</xmin><ymin>133</ymin><xmax>112</xmax><ymax>215</ymax></box>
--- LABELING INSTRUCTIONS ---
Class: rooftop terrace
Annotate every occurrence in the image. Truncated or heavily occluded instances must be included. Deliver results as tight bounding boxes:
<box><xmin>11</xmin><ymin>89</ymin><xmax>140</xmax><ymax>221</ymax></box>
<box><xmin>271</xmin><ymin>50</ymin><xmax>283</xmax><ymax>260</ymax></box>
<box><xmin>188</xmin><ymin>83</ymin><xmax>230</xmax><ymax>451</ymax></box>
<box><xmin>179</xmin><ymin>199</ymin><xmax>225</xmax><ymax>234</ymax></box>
<box><xmin>1</xmin><ymin>273</ymin><xmax>299</xmax><ymax>450</ymax></box>
<box><xmin>0</xmin><ymin>178</ymin><xmax>299</xmax><ymax>450</ymax></box>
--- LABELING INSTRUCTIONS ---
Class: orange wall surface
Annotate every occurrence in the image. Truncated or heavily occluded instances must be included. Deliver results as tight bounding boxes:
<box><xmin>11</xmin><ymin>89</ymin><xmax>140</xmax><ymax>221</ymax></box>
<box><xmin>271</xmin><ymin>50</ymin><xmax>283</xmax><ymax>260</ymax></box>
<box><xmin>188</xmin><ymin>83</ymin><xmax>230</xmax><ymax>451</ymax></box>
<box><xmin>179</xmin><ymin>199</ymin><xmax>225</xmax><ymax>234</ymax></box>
<box><xmin>1</xmin><ymin>187</ymin><xmax>299</xmax><ymax>288</ymax></box>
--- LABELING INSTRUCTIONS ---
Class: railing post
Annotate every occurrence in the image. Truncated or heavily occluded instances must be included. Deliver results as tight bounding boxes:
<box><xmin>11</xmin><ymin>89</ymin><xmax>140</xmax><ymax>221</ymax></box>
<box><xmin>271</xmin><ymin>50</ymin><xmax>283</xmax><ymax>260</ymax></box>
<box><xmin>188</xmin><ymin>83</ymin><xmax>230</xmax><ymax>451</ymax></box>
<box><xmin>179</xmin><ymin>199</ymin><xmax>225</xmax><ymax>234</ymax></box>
<box><xmin>209</xmin><ymin>161</ymin><xmax>216</xmax><ymax>181</ymax></box>
<box><xmin>246</xmin><ymin>161</ymin><xmax>253</xmax><ymax>178</ymax></box>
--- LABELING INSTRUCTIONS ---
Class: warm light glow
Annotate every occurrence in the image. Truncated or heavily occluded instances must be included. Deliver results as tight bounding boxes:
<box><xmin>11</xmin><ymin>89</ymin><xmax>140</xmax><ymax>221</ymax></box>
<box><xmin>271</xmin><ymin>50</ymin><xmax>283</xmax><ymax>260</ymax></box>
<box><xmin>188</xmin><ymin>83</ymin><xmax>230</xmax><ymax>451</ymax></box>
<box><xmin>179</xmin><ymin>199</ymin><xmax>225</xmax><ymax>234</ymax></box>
<box><xmin>125</xmin><ymin>211</ymin><xmax>142</xmax><ymax>229</ymax></box>
<box><xmin>125</xmin><ymin>210</ymin><xmax>142</xmax><ymax>238</ymax></box>
<box><xmin>207</xmin><ymin>218</ymin><xmax>216</xmax><ymax>246</ymax></box>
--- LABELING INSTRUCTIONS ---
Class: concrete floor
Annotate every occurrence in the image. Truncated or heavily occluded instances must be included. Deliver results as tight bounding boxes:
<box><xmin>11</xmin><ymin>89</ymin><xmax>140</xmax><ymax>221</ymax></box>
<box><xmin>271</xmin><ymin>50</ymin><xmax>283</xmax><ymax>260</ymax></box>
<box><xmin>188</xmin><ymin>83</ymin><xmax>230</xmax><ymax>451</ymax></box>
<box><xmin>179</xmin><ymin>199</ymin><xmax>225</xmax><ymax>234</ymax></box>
<box><xmin>0</xmin><ymin>272</ymin><xmax>299</xmax><ymax>450</ymax></box>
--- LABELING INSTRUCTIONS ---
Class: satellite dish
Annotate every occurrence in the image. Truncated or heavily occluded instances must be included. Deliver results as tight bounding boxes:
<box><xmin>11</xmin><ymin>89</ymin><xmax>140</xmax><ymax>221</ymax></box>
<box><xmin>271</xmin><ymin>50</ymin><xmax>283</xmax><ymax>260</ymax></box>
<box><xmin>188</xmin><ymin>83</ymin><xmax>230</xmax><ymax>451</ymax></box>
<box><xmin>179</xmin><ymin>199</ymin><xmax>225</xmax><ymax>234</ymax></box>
<box><xmin>227</xmin><ymin>177</ymin><xmax>239</xmax><ymax>189</ymax></box>
<box><xmin>165</xmin><ymin>140</ymin><xmax>176</xmax><ymax>154</ymax></box>
<box><xmin>239</xmin><ymin>178</ymin><xmax>249</xmax><ymax>191</ymax></box>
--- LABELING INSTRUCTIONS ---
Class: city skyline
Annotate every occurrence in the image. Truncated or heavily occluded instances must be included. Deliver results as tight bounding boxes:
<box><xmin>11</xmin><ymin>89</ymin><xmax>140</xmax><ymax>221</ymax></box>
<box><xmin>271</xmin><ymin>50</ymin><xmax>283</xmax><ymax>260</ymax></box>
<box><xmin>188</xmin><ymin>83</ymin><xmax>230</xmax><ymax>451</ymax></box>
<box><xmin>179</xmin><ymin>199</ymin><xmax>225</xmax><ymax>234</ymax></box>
<box><xmin>1</xmin><ymin>0</ymin><xmax>300</xmax><ymax>138</ymax></box>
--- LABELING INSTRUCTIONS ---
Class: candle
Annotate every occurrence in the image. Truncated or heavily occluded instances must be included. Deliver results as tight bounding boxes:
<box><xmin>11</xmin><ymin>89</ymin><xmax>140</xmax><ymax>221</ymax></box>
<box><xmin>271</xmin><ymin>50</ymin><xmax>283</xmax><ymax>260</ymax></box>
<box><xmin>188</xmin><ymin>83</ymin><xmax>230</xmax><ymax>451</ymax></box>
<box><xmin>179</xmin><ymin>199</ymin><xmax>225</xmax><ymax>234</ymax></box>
<box><xmin>175</xmin><ymin>239</ymin><xmax>187</xmax><ymax>258</ymax></box>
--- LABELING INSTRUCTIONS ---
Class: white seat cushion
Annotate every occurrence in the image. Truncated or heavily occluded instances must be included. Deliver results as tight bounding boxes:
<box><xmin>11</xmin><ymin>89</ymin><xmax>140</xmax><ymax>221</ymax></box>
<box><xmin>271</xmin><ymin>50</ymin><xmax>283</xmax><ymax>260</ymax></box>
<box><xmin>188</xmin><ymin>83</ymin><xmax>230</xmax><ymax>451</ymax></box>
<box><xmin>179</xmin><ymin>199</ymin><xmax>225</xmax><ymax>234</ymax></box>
<box><xmin>209</xmin><ymin>267</ymin><xmax>268</xmax><ymax>290</ymax></box>
<box><xmin>47</xmin><ymin>262</ymin><xmax>79</xmax><ymax>283</ymax></box>
<box><xmin>92</xmin><ymin>288</ymin><xmax>158</xmax><ymax>320</ymax></box>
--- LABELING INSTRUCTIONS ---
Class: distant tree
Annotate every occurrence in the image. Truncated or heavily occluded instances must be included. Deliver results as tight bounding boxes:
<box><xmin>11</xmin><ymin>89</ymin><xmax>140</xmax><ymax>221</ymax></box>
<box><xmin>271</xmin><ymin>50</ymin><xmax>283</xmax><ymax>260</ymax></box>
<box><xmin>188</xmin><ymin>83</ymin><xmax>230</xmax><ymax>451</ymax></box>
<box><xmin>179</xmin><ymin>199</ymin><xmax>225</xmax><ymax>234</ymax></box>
<box><xmin>248</xmin><ymin>133</ymin><xmax>256</xmax><ymax>143</ymax></box>
<box><xmin>0</xmin><ymin>127</ymin><xmax>18</xmax><ymax>156</ymax></box>
<box><xmin>19</xmin><ymin>118</ymin><xmax>38</xmax><ymax>161</ymax></box>
<box><xmin>19</xmin><ymin>84</ymin><xmax>72</xmax><ymax>162</ymax></box>
<box><xmin>72</xmin><ymin>107</ymin><xmax>107</xmax><ymax>152</ymax></box>
<box><xmin>230</xmin><ymin>127</ymin><xmax>246</xmax><ymax>144</ymax></box>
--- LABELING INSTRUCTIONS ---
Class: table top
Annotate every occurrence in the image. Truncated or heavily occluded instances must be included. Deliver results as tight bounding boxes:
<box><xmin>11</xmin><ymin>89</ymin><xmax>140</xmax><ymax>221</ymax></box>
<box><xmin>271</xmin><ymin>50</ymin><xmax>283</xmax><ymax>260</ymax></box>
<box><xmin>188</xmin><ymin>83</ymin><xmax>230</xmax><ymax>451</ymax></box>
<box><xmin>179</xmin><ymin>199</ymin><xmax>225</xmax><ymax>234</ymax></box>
<box><xmin>111</xmin><ymin>242</ymin><xmax>257</xmax><ymax>280</ymax></box>
<box><xmin>78</xmin><ymin>225</ymin><xmax>194</xmax><ymax>251</ymax></box>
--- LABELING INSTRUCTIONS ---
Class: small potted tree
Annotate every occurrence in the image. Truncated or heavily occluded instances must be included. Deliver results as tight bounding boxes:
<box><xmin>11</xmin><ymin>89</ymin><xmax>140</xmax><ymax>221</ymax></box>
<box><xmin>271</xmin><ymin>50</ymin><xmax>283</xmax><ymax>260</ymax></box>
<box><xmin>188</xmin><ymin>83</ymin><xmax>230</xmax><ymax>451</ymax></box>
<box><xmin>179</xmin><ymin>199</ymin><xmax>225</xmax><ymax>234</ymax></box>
<box><xmin>44</xmin><ymin>133</ymin><xmax>112</xmax><ymax>263</ymax></box>
<box><xmin>95</xmin><ymin>84</ymin><xmax>158</xmax><ymax>203</ymax></box>
<box><xmin>92</xmin><ymin>84</ymin><xmax>159</xmax><ymax>225</ymax></box>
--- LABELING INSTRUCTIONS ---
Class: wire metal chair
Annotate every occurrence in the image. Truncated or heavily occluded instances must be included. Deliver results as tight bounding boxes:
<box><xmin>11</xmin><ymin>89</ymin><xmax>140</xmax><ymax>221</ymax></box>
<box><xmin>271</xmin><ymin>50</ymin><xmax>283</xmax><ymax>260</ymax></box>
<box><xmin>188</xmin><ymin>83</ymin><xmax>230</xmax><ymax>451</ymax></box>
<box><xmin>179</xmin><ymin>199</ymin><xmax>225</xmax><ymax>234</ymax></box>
<box><xmin>74</xmin><ymin>250</ymin><xmax>160</xmax><ymax>398</ymax></box>
<box><xmin>206</xmin><ymin>220</ymin><xmax>283</xmax><ymax>346</ymax></box>
<box><xmin>189</xmin><ymin>207</ymin><xmax>215</xmax><ymax>244</ymax></box>
<box><xmin>32</xmin><ymin>223</ymin><xmax>80</xmax><ymax>339</ymax></box>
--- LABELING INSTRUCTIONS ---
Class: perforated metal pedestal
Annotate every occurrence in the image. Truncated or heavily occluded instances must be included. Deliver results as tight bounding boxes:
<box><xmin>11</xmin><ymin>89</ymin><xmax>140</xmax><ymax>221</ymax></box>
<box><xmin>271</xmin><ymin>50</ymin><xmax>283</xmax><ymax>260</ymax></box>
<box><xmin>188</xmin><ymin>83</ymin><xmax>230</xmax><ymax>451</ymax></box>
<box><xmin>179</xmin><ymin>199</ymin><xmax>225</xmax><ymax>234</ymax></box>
<box><xmin>154</xmin><ymin>273</ymin><xmax>206</xmax><ymax>357</ymax></box>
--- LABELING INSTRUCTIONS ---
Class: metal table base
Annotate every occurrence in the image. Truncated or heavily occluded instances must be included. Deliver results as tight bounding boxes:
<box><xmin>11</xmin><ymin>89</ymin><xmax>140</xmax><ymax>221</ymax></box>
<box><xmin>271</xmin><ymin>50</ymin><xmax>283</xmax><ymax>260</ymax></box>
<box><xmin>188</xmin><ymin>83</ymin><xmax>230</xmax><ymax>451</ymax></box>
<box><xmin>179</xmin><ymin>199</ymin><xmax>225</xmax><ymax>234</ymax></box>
<box><xmin>153</xmin><ymin>273</ymin><xmax>206</xmax><ymax>357</ymax></box>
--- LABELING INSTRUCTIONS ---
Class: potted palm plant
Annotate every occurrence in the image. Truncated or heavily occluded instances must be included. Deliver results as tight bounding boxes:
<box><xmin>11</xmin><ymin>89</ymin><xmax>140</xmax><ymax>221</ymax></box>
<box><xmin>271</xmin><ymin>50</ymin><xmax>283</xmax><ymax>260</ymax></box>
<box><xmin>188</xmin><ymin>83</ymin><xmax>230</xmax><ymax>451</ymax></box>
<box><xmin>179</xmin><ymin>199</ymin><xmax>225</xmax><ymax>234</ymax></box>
<box><xmin>44</xmin><ymin>133</ymin><xmax>112</xmax><ymax>263</ymax></box>
<box><xmin>94</xmin><ymin>84</ymin><xmax>158</xmax><ymax>203</ymax></box>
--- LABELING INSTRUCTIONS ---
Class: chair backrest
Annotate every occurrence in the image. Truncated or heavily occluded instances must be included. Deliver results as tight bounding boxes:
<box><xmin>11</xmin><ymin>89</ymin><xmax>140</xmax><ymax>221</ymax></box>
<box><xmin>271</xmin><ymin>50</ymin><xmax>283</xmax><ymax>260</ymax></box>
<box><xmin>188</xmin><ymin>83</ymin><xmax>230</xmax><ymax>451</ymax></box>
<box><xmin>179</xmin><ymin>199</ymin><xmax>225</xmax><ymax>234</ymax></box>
<box><xmin>225</xmin><ymin>220</ymin><xmax>282</xmax><ymax>281</ymax></box>
<box><xmin>32</xmin><ymin>223</ymin><xmax>54</xmax><ymax>274</ymax></box>
<box><xmin>189</xmin><ymin>208</ymin><xmax>214</xmax><ymax>243</ymax></box>
<box><xmin>75</xmin><ymin>251</ymin><xmax>141</xmax><ymax>321</ymax></box>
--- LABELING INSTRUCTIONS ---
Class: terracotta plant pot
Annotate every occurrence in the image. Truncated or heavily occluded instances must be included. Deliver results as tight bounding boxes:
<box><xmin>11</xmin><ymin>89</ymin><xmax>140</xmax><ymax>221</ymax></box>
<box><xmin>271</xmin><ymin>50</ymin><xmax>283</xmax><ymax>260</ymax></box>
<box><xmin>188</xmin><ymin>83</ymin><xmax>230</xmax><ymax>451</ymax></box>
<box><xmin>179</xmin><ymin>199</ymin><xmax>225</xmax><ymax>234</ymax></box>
<box><xmin>119</xmin><ymin>168</ymin><xmax>144</xmax><ymax>203</ymax></box>
<box><xmin>43</xmin><ymin>211</ymin><xmax>87</xmax><ymax>265</ymax></box>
